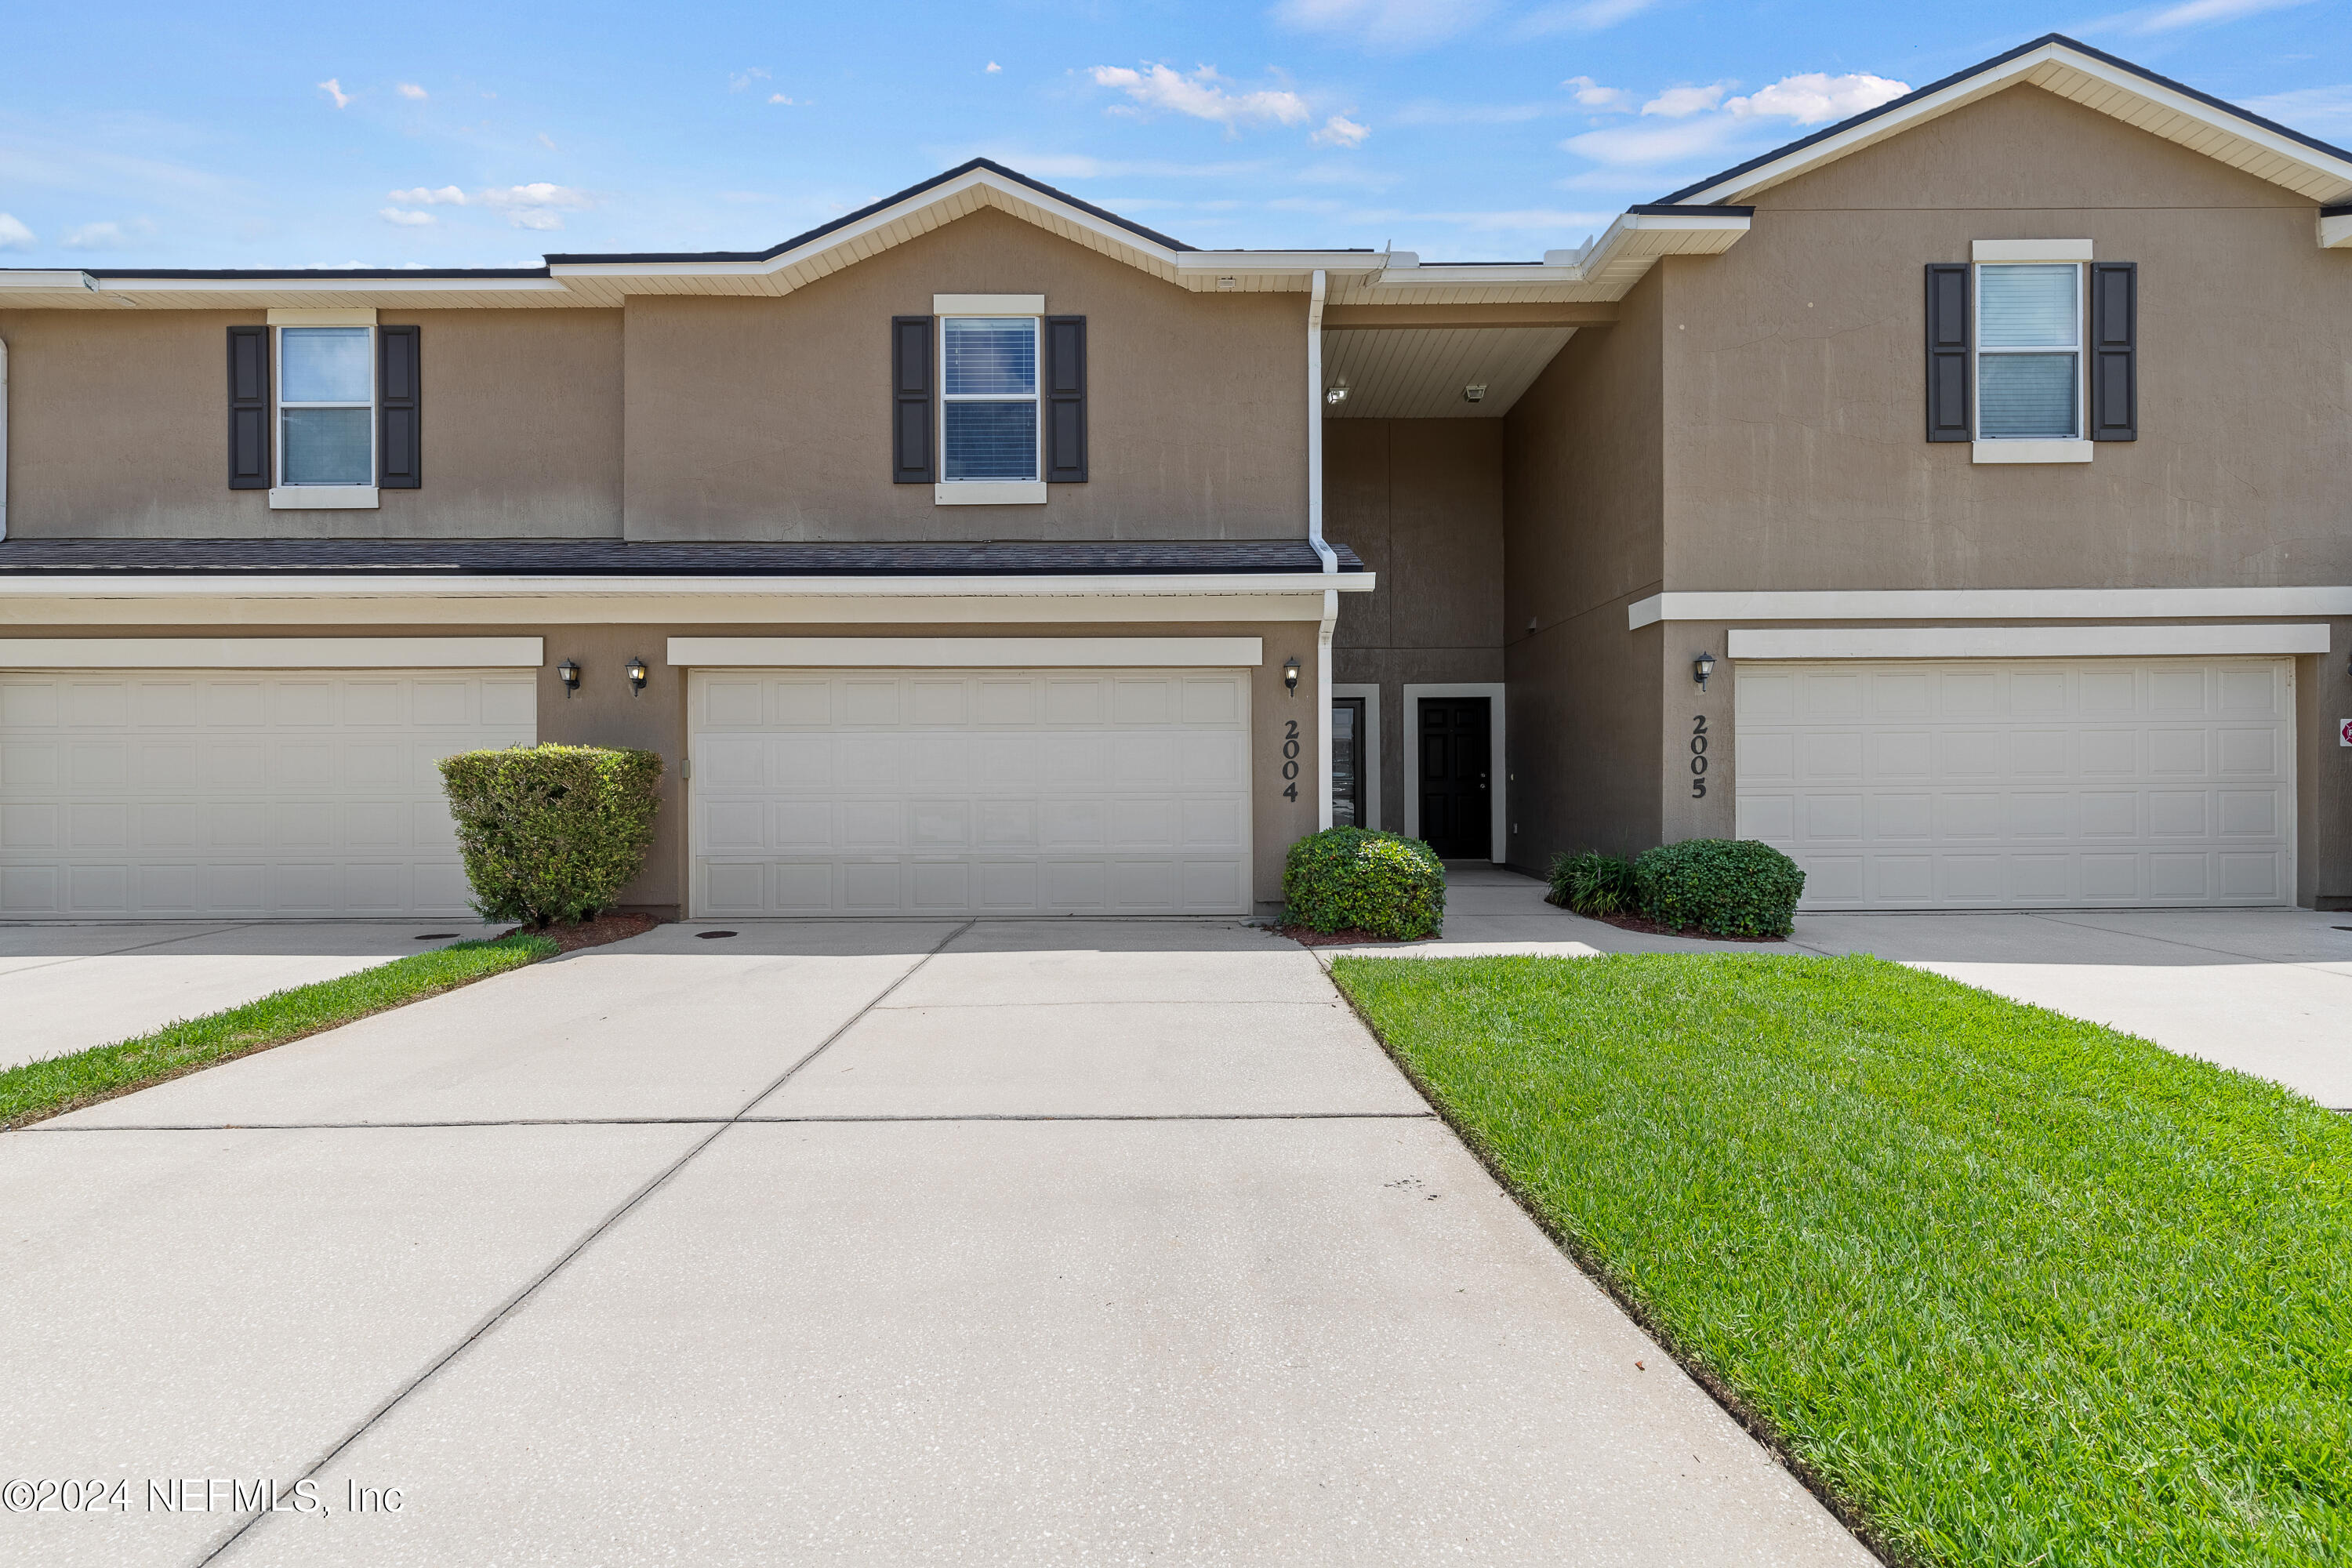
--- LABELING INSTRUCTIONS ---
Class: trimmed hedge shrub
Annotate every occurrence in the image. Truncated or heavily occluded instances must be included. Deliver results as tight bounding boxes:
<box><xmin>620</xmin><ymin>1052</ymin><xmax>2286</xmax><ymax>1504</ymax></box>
<box><xmin>1633</xmin><ymin>838</ymin><xmax>1806</xmax><ymax>938</ymax></box>
<box><xmin>438</xmin><ymin>745</ymin><xmax>664</xmax><ymax>926</ymax></box>
<box><xmin>1547</xmin><ymin>849</ymin><xmax>1639</xmax><ymax>916</ymax></box>
<box><xmin>1283</xmin><ymin>828</ymin><xmax>1446</xmax><ymax>941</ymax></box>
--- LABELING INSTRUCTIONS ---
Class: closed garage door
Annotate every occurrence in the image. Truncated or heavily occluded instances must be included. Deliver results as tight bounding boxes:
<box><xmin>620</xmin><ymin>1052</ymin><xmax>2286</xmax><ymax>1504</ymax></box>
<box><xmin>1735</xmin><ymin>658</ymin><xmax>2293</xmax><ymax>909</ymax></box>
<box><xmin>0</xmin><ymin>670</ymin><xmax>535</xmax><ymax>919</ymax></box>
<box><xmin>689</xmin><ymin>668</ymin><xmax>1252</xmax><ymax>916</ymax></box>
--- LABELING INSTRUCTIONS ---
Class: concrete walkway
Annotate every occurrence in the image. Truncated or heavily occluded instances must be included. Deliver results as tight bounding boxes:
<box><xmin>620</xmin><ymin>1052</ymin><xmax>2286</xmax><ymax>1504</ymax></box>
<box><xmin>2</xmin><ymin>919</ymin><xmax>1870</xmax><ymax>1568</ymax></box>
<box><xmin>0</xmin><ymin>920</ymin><xmax>505</xmax><ymax>1070</ymax></box>
<box><xmin>1334</xmin><ymin>866</ymin><xmax>2352</xmax><ymax>1109</ymax></box>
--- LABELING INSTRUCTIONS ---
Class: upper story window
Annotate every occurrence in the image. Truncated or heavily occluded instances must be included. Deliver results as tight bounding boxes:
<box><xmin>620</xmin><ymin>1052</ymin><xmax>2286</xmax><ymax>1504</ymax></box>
<box><xmin>1975</xmin><ymin>263</ymin><xmax>2080</xmax><ymax>441</ymax></box>
<box><xmin>278</xmin><ymin>326</ymin><xmax>376</xmax><ymax>485</ymax></box>
<box><xmin>941</xmin><ymin>315</ymin><xmax>1040</xmax><ymax>482</ymax></box>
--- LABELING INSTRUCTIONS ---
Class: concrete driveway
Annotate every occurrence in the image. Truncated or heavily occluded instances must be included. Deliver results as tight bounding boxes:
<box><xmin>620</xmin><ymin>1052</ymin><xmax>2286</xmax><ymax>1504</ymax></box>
<box><xmin>0</xmin><ymin>920</ymin><xmax>506</xmax><ymax>1070</ymax></box>
<box><xmin>1380</xmin><ymin>866</ymin><xmax>2352</xmax><ymax>1110</ymax></box>
<box><xmin>1</xmin><ymin>919</ymin><xmax>1870</xmax><ymax>1568</ymax></box>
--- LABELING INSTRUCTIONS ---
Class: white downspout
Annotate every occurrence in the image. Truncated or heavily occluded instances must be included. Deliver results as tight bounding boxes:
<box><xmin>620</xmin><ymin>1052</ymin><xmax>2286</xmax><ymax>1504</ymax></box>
<box><xmin>1308</xmin><ymin>270</ymin><xmax>1336</xmax><ymax>830</ymax></box>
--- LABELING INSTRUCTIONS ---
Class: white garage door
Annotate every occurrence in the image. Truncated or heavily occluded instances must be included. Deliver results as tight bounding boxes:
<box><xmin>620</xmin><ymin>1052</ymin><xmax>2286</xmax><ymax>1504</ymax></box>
<box><xmin>0</xmin><ymin>670</ymin><xmax>535</xmax><ymax>919</ymax></box>
<box><xmin>689</xmin><ymin>668</ymin><xmax>1252</xmax><ymax>916</ymax></box>
<box><xmin>1736</xmin><ymin>658</ymin><xmax>2293</xmax><ymax>909</ymax></box>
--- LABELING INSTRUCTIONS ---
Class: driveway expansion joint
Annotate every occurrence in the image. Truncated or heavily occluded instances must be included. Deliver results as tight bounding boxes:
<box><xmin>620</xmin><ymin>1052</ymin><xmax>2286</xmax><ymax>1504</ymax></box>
<box><xmin>191</xmin><ymin>917</ymin><xmax>977</xmax><ymax>1568</ymax></box>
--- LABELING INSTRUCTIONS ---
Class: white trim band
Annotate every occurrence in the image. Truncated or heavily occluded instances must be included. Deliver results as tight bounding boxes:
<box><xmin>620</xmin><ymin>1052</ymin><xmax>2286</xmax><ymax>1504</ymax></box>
<box><xmin>269</xmin><ymin>485</ymin><xmax>380</xmax><ymax>510</ymax></box>
<box><xmin>0</xmin><ymin>572</ymin><xmax>1377</xmax><ymax>601</ymax></box>
<box><xmin>935</xmin><ymin>481</ymin><xmax>1047</xmax><ymax>506</ymax></box>
<box><xmin>0</xmin><ymin>637</ymin><xmax>544</xmax><ymax>669</ymax></box>
<box><xmin>668</xmin><ymin>636</ymin><xmax>1265</xmax><ymax>668</ymax></box>
<box><xmin>1971</xmin><ymin>238</ymin><xmax>2093</xmax><ymax>262</ymax></box>
<box><xmin>933</xmin><ymin>294</ymin><xmax>1045</xmax><ymax>314</ymax></box>
<box><xmin>1630</xmin><ymin>586</ymin><xmax>2352</xmax><ymax>629</ymax></box>
<box><xmin>1973</xmin><ymin>439</ymin><xmax>2092</xmax><ymax>464</ymax></box>
<box><xmin>1726</xmin><ymin>624</ymin><xmax>2330</xmax><ymax>660</ymax></box>
<box><xmin>265</xmin><ymin>307</ymin><xmax>379</xmax><ymax>327</ymax></box>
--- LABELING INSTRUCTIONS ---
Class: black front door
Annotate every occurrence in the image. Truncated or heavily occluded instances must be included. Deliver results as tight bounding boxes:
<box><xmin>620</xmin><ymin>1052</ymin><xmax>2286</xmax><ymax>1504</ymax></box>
<box><xmin>1418</xmin><ymin>698</ymin><xmax>1490</xmax><ymax>858</ymax></box>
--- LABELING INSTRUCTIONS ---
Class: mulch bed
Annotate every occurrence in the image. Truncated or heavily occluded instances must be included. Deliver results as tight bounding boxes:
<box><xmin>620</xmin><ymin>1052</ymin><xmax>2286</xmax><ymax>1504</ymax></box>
<box><xmin>499</xmin><ymin>912</ymin><xmax>661</xmax><ymax>953</ymax></box>
<box><xmin>1545</xmin><ymin>899</ymin><xmax>1786</xmax><ymax>944</ymax></box>
<box><xmin>1274</xmin><ymin>923</ymin><xmax>1439</xmax><ymax>948</ymax></box>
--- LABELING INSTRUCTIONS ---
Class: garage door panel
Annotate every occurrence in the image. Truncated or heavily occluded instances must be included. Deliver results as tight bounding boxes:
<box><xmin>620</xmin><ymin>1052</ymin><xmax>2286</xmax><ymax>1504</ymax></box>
<box><xmin>0</xmin><ymin>669</ymin><xmax>533</xmax><ymax>919</ymax></box>
<box><xmin>1737</xmin><ymin>657</ymin><xmax>2292</xmax><ymax>909</ymax></box>
<box><xmin>691</xmin><ymin>668</ymin><xmax>1250</xmax><ymax>917</ymax></box>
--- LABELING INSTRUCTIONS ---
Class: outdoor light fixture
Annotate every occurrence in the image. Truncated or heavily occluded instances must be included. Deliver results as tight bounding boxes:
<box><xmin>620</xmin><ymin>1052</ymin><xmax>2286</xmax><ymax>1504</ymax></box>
<box><xmin>1283</xmin><ymin>657</ymin><xmax>1301</xmax><ymax>695</ymax></box>
<box><xmin>626</xmin><ymin>655</ymin><xmax>650</xmax><ymax>695</ymax></box>
<box><xmin>1324</xmin><ymin>375</ymin><xmax>1349</xmax><ymax>407</ymax></box>
<box><xmin>1693</xmin><ymin>651</ymin><xmax>1717</xmax><ymax>691</ymax></box>
<box><xmin>1462</xmin><ymin>383</ymin><xmax>1487</xmax><ymax>404</ymax></box>
<box><xmin>557</xmin><ymin>659</ymin><xmax>581</xmax><ymax>697</ymax></box>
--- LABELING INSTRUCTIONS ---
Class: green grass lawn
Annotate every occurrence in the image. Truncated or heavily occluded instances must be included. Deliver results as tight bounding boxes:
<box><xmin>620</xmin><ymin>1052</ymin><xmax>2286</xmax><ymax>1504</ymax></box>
<box><xmin>1331</xmin><ymin>952</ymin><xmax>2352</xmax><ymax>1568</ymax></box>
<box><xmin>0</xmin><ymin>933</ymin><xmax>558</xmax><ymax>1130</ymax></box>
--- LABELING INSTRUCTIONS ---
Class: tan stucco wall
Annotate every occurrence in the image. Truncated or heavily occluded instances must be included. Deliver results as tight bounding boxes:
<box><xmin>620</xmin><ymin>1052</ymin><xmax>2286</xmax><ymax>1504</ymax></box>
<box><xmin>620</xmin><ymin>206</ymin><xmax>1309</xmax><ymax>542</ymax></box>
<box><xmin>0</xmin><ymin>620</ymin><xmax>1319</xmax><ymax>915</ymax></box>
<box><xmin>1328</xmin><ymin>418</ymin><xmax>1508</xmax><ymax>832</ymax></box>
<box><xmin>1499</xmin><ymin>271</ymin><xmax>1667</xmax><ymax>872</ymax></box>
<box><xmin>0</xmin><ymin>309</ymin><xmax>625</xmax><ymax>539</ymax></box>
<box><xmin>1661</xmin><ymin>84</ymin><xmax>2352</xmax><ymax>592</ymax></box>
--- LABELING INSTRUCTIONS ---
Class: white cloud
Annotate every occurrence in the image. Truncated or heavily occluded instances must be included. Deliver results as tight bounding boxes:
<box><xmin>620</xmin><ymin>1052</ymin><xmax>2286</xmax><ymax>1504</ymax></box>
<box><xmin>60</xmin><ymin>218</ymin><xmax>154</xmax><ymax>250</ymax></box>
<box><xmin>1272</xmin><ymin>0</ymin><xmax>1497</xmax><ymax>50</ymax></box>
<box><xmin>728</xmin><ymin>67</ymin><xmax>770</xmax><ymax>92</ymax></box>
<box><xmin>318</xmin><ymin>78</ymin><xmax>351</xmax><ymax>110</ymax></box>
<box><xmin>1312</xmin><ymin>114</ymin><xmax>1370</xmax><ymax>147</ymax></box>
<box><xmin>477</xmin><ymin>183</ymin><xmax>593</xmax><ymax>230</ymax></box>
<box><xmin>1516</xmin><ymin>0</ymin><xmax>1659</xmax><ymax>35</ymax></box>
<box><xmin>2137</xmin><ymin>0</ymin><xmax>2312</xmax><ymax>30</ymax></box>
<box><xmin>379</xmin><ymin>207</ymin><xmax>435</xmax><ymax>227</ymax></box>
<box><xmin>0</xmin><ymin>212</ymin><xmax>34</xmax><ymax>250</ymax></box>
<box><xmin>2241</xmin><ymin>82</ymin><xmax>2352</xmax><ymax>129</ymax></box>
<box><xmin>768</xmin><ymin>93</ymin><xmax>797</xmax><ymax>105</ymax></box>
<box><xmin>1642</xmin><ymin>83</ymin><xmax>1727</xmax><ymax>118</ymax></box>
<box><xmin>1395</xmin><ymin>99</ymin><xmax>1550</xmax><ymax>125</ymax></box>
<box><xmin>1561</xmin><ymin>118</ymin><xmax>1741</xmax><ymax>165</ymax></box>
<box><xmin>985</xmin><ymin>60</ymin><xmax>1002</xmax><ymax>73</ymax></box>
<box><xmin>1089</xmin><ymin>64</ymin><xmax>1311</xmax><ymax>129</ymax></box>
<box><xmin>1726</xmin><ymin>72</ymin><xmax>1910</xmax><ymax>124</ymax></box>
<box><xmin>1562</xmin><ymin>76</ymin><xmax>1632</xmax><ymax>111</ymax></box>
<box><xmin>397</xmin><ymin>82</ymin><xmax>427</xmax><ymax>100</ymax></box>
<box><xmin>388</xmin><ymin>185</ymin><xmax>468</xmax><ymax>205</ymax></box>
<box><xmin>538</xmin><ymin>132</ymin><xmax>559</xmax><ymax>150</ymax></box>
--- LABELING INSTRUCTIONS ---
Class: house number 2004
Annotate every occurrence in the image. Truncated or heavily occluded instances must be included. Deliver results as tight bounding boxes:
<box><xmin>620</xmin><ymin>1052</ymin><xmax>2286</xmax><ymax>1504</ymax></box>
<box><xmin>1282</xmin><ymin>720</ymin><xmax>1301</xmax><ymax>802</ymax></box>
<box><xmin>1689</xmin><ymin>715</ymin><xmax>1708</xmax><ymax>799</ymax></box>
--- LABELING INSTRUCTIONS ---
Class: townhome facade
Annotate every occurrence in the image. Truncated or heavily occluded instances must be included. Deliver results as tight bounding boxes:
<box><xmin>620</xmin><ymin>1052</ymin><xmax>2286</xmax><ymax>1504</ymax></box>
<box><xmin>1</xmin><ymin>34</ymin><xmax>2347</xmax><ymax>920</ymax></box>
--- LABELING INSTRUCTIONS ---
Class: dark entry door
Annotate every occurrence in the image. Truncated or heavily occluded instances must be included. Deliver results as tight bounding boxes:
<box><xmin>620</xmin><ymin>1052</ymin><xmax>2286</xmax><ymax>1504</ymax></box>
<box><xmin>1418</xmin><ymin>698</ymin><xmax>1490</xmax><ymax>859</ymax></box>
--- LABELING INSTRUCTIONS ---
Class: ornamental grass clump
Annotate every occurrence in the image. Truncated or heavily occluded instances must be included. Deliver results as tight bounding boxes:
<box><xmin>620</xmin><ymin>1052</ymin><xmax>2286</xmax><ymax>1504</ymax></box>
<box><xmin>438</xmin><ymin>744</ymin><xmax>664</xmax><ymax>927</ymax></box>
<box><xmin>1633</xmin><ymin>837</ymin><xmax>1805</xmax><ymax>938</ymax></box>
<box><xmin>1283</xmin><ymin>827</ymin><xmax>1446</xmax><ymax>941</ymax></box>
<box><xmin>1546</xmin><ymin>849</ymin><xmax>1639</xmax><ymax>916</ymax></box>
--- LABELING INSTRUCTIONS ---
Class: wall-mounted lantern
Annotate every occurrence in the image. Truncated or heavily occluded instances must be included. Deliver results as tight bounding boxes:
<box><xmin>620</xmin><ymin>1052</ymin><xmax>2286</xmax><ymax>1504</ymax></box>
<box><xmin>1693</xmin><ymin>651</ymin><xmax>1716</xmax><ymax>691</ymax></box>
<box><xmin>1283</xmin><ymin>657</ymin><xmax>1301</xmax><ymax>696</ymax></box>
<box><xmin>557</xmin><ymin>659</ymin><xmax>581</xmax><ymax>698</ymax></box>
<box><xmin>626</xmin><ymin>655</ymin><xmax>650</xmax><ymax>695</ymax></box>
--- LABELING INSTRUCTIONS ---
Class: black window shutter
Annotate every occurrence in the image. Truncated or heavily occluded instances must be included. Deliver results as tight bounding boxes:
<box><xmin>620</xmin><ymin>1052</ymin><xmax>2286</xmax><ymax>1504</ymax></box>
<box><xmin>2089</xmin><ymin>262</ymin><xmax>2136</xmax><ymax>442</ymax></box>
<box><xmin>379</xmin><ymin>324</ymin><xmax>422</xmax><ymax>488</ymax></box>
<box><xmin>1044</xmin><ymin>314</ymin><xmax>1087</xmax><ymax>483</ymax></box>
<box><xmin>1924</xmin><ymin>263</ymin><xmax>1970</xmax><ymax>443</ymax></box>
<box><xmin>891</xmin><ymin>314</ymin><xmax>935</xmax><ymax>483</ymax></box>
<box><xmin>227</xmin><ymin>325</ymin><xmax>271</xmax><ymax>488</ymax></box>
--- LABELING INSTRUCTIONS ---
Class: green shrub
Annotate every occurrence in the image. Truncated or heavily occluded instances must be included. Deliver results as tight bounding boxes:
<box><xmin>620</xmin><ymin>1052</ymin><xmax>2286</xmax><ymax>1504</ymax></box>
<box><xmin>438</xmin><ymin>745</ymin><xmax>664</xmax><ymax>926</ymax></box>
<box><xmin>1547</xmin><ymin>850</ymin><xmax>1639</xmax><ymax>916</ymax></box>
<box><xmin>1283</xmin><ymin>828</ymin><xmax>1446</xmax><ymax>941</ymax></box>
<box><xmin>1633</xmin><ymin>838</ymin><xmax>1806</xmax><ymax>938</ymax></box>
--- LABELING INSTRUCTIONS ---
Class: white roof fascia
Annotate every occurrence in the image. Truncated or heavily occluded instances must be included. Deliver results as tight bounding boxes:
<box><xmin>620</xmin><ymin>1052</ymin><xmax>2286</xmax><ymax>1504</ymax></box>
<box><xmin>87</xmin><ymin>275</ymin><xmax>570</xmax><ymax>299</ymax></box>
<box><xmin>1674</xmin><ymin>39</ymin><xmax>2352</xmax><ymax>208</ymax></box>
<box><xmin>0</xmin><ymin>572</ymin><xmax>1378</xmax><ymax>600</ymax></box>
<box><xmin>0</xmin><ymin>270</ymin><xmax>95</xmax><ymax>293</ymax></box>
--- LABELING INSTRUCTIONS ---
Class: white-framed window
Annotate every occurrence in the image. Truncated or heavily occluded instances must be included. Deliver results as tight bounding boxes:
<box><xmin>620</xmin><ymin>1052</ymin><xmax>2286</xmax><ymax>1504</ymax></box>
<box><xmin>276</xmin><ymin>325</ymin><xmax>376</xmax><ymax>486</ymax></box>
<box><xmin>939</xmin><ymin>315</ymin><xmax>1040</xmax><ymax>484</ymax></box>
<box><xmin>1974</xmin><ymin>262</ymin><xmax>2082</xmax><ymax>441</ymax></box>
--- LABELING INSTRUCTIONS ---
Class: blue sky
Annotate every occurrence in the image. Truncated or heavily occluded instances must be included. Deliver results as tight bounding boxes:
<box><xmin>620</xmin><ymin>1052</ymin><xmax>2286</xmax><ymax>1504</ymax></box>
<box><xmin>2</xmin><ymin>1</ymin><xmax>2347</xmax><ymax>269</ymax></box>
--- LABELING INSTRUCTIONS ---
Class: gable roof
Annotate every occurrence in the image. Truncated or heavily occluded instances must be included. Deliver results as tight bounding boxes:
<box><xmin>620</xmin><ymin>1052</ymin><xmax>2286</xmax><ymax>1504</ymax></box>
<box><xmin>1661</xmin><ymin>34</ymin><xmax>2352</xmax><ymax>209</ymax></box>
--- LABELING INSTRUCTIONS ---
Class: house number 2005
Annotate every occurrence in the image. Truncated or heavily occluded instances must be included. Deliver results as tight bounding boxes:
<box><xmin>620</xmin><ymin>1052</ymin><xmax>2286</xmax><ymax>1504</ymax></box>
<box><xmin>1689</xmin><ymin>715</ymin><xmax>1708</xmax><ymax>799</ymax></box>
<box><xmin>1282</xmin><ymin>720</ymin><xmax>1301</xmax><ymax>802</ymax></box>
